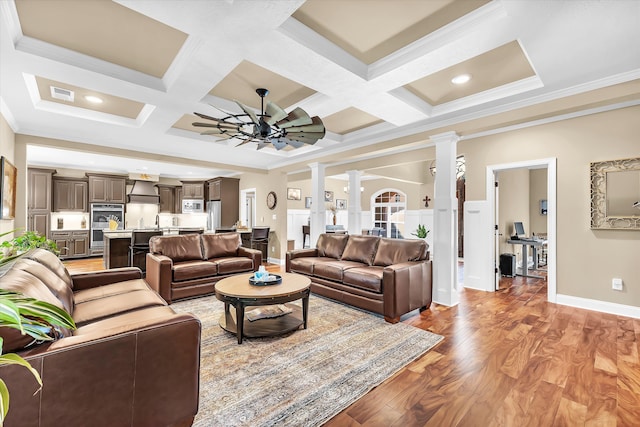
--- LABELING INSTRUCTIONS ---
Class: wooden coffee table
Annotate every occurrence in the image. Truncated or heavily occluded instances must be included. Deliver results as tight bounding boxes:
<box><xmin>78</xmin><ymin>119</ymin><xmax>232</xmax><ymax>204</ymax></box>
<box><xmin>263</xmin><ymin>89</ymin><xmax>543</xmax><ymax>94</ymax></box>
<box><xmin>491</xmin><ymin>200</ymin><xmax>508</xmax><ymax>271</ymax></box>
<box><xmin>215</xmin><ymin>272</ymin><xmax>311</xmax><ymax>344</ymax></box>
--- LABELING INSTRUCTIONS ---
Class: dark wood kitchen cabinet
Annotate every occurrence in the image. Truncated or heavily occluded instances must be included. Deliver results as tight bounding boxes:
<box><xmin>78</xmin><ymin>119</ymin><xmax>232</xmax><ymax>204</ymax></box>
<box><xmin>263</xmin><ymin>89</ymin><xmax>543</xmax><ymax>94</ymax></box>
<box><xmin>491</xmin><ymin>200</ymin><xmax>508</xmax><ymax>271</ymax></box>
<box><xmin>180</xmin><ymin>181</ymin><xmax>204</xmax><ymax>199</ymax></box>
<box><xmin>156</xmin><ymin>184</ymin><xmax>176</xmax><ymax>213</ymax></box>
<box><xmin>28</xmin><ymin>168</ymin><xmax>55</xmax><ymax>238</ymax></box>
<box><xmin>174</xmin><ymin>186</ymin><xmax>183</xmax><ymax>213</ymax></box>
<box><xmin>53</xmin><ymin>178</ymin><xmax>88</xmax><ymax>212</ymax></box>
<box><xmin>50</xmin><ymin>230</ymin><xmax>89</xmax><ymax>259</ymax></box>
<box><xmin>87</xmin><ymin>174</ymin><xmax>126</xmax><ymax>203</ymax></box>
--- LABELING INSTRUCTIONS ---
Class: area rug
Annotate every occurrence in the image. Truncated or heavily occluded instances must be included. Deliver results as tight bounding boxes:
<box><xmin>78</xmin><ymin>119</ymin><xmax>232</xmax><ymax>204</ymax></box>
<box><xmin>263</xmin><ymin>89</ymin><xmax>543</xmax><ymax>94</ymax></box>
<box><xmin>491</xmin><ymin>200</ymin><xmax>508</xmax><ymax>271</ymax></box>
<box><xmin>172</xmin><ymin>294</ymin><xmax>443</xmax><ymax>427</ymax></box>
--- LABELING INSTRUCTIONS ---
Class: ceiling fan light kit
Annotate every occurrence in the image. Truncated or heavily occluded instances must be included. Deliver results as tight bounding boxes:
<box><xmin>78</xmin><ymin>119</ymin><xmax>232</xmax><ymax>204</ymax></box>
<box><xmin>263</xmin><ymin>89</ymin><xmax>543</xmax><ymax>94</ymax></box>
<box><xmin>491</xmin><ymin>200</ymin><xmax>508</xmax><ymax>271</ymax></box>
<box><xmin>193</xmin><ymin>88</ymin><xmax>326</xmax><ymax>150</ymax></box>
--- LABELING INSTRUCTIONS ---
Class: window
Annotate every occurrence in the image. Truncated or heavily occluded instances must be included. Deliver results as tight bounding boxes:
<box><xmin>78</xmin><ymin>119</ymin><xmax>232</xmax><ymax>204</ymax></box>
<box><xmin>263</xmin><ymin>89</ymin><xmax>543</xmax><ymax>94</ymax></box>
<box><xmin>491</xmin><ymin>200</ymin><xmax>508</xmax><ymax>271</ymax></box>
<box><xmin>371</xmin><ymin>190</ymin><xmax>406</xmax><ymax>238</ymax></box>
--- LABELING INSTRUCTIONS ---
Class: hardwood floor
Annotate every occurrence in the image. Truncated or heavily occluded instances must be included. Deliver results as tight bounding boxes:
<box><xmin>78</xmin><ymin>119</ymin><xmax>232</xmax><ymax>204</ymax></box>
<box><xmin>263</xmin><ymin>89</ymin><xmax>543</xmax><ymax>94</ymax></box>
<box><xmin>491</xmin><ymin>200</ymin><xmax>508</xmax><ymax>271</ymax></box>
<box><xmin>64</xmin><ymin>258</ymin><xmax>640</xmax><ymax>426</ymax></box>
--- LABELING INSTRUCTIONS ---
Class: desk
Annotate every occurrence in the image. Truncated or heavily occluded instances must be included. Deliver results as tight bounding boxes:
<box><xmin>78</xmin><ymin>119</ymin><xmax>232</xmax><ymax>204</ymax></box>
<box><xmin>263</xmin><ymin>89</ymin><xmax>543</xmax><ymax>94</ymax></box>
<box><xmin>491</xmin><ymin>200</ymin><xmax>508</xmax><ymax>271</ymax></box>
<box><xmin>507</xmin><ymin>238</ymin><xmax>547</xmax><ymax>279</ymax></box>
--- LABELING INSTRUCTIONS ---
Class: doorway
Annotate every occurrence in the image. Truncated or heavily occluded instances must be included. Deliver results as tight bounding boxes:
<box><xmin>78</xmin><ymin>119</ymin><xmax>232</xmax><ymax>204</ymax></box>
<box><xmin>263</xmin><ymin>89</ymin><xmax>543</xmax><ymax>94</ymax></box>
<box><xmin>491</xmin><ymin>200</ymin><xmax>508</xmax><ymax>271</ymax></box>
<box><xmin>486</xmin><ymin>158</ymin><xmax>557</xmax><ymax>302</ymax></box>
<box><xmin>241</xmin><ymin>189</ymin><xmax>256</xmax><ymax>229</ymax></box>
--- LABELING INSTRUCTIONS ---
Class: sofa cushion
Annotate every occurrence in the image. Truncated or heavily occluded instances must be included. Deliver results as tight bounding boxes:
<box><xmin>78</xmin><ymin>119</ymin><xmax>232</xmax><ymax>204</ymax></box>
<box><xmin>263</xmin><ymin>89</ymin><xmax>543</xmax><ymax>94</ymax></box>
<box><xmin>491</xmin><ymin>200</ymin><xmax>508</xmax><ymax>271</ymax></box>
<box><xmin>149</xmin><ymin>234</ymin><xmax>203</xmax><ymax>262</ymax></box>
<box><xmin>316</xmin><ymin>233</ymin><xmax>349</xmax><ymax>259</ymax></box>
<box><xmin>314</xmin><ymin>260</ymin><xmax>366</xmax><ymax>282</ymax></box>
<box><xmin>72</xmin><ymin>288</ymin><xmax>166</xmax><ymax>327</ymax></box>
<box><xmin>74</xmin><ymin>279</ymin><xmax>151</xmax><ymax>304</ymax></box>
<box><xmin>373</xmin><ymin>238</ymin><xmax>428</xmax><ymax>266</ymax></box>
<box><xmin>172</xmin><ymin>260</ymin><xmax>218</xmax><ymax>282</ymax></box>
<box><xmin>202</xmin><ymin>233</ymin><xmax>240</xmax><ymax>259</ymax></box>
<box><xmin>0</xmin><ymin>268</ymin><xmax>65</xmax><ymax>311</ymax></box>
<box><xmin>12</xmin><ymin>258</ymin><xmax>75</xmax><ymax>314</ymax></box>
<box><xmin>289</xmin><ymin>256</ymin><xmax>333</xmax><ymax>276</ymax></box>
<box><xmin>341</xmin><ymin>235</ymin><xmax>380</xmax><ymax>266</ymax></box>
<box><xmin>343</xmin><ymin>266</ymin><xmax>385</xmax><ymax>293</ymax></box>
<box><xmin>23</xmin><ymin>248</ymin><xmax>74</xmax><ymax>289</ymax></box>
<box><xmin>212</xmin><ymin>257</ymin><xmax>254</xmax><ymax>275</ymax></box>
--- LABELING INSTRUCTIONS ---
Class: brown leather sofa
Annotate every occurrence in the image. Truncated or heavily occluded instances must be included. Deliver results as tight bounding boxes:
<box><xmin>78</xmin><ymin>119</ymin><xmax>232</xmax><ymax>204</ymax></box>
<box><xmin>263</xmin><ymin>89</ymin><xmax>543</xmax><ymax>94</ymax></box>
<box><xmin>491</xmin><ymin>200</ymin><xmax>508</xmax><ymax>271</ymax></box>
<box><xmin>0</xmin><ymin>248</ymin><xmax>201</xmax><ymax>427</ymax></box>
<box><xmin>145</xmin><ymin>232</ymin><xmax>262</xmax><ymax>304</ymax></box>
<box><xmin>286</xmin><ymin>234</ymin><xmax>432</xmax><ymax>323</ymax></box>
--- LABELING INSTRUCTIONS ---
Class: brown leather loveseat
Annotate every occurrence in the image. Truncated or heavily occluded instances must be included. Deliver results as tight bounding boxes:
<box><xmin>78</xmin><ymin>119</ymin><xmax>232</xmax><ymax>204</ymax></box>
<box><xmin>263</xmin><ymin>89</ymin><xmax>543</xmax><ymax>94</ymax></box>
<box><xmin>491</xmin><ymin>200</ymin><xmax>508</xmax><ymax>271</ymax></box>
<box><xmin>145</xmin><ymin>232</ymin><xmax>262</xmax><ymax>304</ymax></box>
<box><xmin>286</xmin><ymin>234</ymin><xmax>432</xmax><ymax>323</ymax></box>
<box><xmin>0</xmin><ymin>248</ymin><xmax>201</xmax><ymax>427</ymax></box>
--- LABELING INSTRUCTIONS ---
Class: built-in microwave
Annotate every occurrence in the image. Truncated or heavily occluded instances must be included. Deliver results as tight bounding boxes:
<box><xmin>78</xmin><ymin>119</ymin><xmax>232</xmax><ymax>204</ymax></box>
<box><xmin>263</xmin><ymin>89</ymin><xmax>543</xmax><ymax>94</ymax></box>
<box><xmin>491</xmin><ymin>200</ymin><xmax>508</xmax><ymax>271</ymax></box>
<box><xmin>182</xmin><ymin>199</ymin><xmax>204</xmax><ymax>213</ymax></box>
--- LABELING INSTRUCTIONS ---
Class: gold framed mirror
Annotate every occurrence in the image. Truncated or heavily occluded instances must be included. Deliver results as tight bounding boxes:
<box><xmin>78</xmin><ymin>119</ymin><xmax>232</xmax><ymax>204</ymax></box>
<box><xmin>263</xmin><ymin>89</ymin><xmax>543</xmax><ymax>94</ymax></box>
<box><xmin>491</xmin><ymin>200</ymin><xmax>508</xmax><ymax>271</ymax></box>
<box><xmin>590</xmin><ymin>157</ymin><xmax>640</xmax><ymax>230</ymax></box>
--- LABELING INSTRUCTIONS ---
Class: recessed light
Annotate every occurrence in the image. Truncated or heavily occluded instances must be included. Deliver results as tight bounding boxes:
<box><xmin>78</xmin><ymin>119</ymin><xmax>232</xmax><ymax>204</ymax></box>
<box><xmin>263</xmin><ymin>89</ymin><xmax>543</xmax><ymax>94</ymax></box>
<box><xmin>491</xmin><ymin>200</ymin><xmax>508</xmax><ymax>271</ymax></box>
<box><xmin>451</xmin><ymin>74</ymin><xmax>471</xmax><ymax>85</ymax></box>
<box><xmin>84</xmin><ymin>95</ymin><xmax>103</xmax><ymax>104</ymax></box>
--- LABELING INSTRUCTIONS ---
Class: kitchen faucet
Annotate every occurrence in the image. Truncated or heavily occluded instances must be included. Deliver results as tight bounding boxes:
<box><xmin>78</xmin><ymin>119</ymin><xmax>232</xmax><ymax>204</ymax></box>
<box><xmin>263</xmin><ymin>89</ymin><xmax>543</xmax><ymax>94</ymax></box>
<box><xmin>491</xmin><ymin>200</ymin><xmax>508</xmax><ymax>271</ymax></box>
<box><xmin>155</xmin><ymin>214</ymin><xmax>160</xmax><ymax>228</ymax></box>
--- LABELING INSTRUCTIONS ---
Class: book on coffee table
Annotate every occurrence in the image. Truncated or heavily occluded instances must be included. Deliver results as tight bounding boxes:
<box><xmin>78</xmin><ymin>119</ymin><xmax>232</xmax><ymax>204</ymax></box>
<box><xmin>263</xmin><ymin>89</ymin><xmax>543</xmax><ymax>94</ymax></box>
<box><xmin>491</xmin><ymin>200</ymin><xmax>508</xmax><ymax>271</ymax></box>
<box><xmin>246</xmin><ymin>304</ymin><xmax>293</xmax><ymax>322</ymax></box>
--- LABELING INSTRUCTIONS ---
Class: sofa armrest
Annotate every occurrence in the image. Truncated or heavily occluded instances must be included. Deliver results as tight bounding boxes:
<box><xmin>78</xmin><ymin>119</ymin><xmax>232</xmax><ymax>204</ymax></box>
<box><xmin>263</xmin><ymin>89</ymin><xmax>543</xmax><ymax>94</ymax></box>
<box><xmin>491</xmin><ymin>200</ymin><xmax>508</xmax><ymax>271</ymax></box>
<box><xmin>71</xmin><ymin>267</ymin><xmax>143</xmax><ymax>291</ymax></box>
<box><xmin>145</xmin><ymin>253</ymin><xmax>173</xmax><ymax>303</ymax></box>
<box><xmin>382</xmin><ymin>260</ymin><xmax>432</xmax><ymax>322</ymax></box>
<box><xmin>238</xmin><ymin>246</ymin><xmax>262</xmax><ymax>270</ymax></box>
<box><xmin>2</xmin><ymin>312</ymin><xmax>201</xmax><ymax>427</ymax></box>
<box><xmin>286</xmin><ymin>248</ymin><xmax>318</xmax><ymax>272</ymax></box>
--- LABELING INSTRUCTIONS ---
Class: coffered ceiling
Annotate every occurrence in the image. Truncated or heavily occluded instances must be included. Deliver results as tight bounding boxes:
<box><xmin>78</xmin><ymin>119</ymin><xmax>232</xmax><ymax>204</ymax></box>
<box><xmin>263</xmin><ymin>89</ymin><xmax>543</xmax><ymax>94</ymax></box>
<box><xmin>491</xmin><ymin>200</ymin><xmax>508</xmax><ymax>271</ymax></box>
<box><xmin>1</xmin><ymin>0</ymin><xmax>639</xmax><ymax>179</ymax></box>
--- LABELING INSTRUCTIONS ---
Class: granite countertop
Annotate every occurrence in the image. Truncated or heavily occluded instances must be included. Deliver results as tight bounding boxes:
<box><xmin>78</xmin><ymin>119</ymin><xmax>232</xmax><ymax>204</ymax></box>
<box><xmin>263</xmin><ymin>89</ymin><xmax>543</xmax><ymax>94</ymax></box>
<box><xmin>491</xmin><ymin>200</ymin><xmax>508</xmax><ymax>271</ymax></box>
<box><xmin>50</xmin><ymin>228</ymin><xmax>90</xmax><ymax>232</ymax></box>
<box><xmin>103</xmin><ymin>227</ymin><xmax>206</xmax><ymax>238</ymax></box>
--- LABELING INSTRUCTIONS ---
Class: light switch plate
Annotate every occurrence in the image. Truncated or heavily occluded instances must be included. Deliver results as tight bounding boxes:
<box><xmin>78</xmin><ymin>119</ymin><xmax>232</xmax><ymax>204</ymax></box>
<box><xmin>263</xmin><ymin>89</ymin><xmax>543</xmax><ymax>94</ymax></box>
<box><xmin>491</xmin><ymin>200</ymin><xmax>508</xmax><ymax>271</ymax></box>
<box><xmin>612</xmin><ymin>278</ymin><xmax>623</xmax><ymax>291</ymax></box>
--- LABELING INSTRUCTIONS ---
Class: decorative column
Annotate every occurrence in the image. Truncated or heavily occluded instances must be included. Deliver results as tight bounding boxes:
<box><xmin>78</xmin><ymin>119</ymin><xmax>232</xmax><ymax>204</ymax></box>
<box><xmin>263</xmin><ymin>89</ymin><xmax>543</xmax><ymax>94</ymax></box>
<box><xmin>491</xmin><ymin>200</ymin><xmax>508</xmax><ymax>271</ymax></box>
<box><xmin>308</xmin><ymin>162</ymin><xmax>326</xmax><ymax>248</ymax></box>
<box><xmin>431</xmin><ymin>131</ymin><xmax>460</xmax><ymax>307</ymax></box>
<box><xmin>346</xmin><ymin>170</ymin><xmax>362</xmax><ymax>235</ymax></box>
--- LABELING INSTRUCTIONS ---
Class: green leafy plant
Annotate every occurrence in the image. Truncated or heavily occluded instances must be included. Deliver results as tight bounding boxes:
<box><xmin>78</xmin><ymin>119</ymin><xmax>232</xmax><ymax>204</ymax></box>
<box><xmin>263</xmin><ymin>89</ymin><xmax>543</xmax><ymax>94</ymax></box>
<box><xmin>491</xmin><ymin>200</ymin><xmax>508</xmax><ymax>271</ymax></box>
<box><xmin>0</xmin><ymin>230</ymin><xmax>73</xmax><ymax>424</ymax></box>
<box><xmin>411</xmin><ymin>224</ymin><xmax>430</xmax><ymax>239</ymax></box>
<box><xmin>0</xmin><ymin>230</ymin><xmax>59</xmax><ymax>266</ymax></box>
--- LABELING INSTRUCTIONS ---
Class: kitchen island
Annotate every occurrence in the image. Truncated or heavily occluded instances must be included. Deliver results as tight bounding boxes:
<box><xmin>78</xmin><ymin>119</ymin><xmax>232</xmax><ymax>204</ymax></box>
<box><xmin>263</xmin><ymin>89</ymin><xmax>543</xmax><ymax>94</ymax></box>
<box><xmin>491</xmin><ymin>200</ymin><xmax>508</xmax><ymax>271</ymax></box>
<box><xmin>103</xmin><ymin>228</ymin><xmax>205</xmax><ymax>270</ymax></box>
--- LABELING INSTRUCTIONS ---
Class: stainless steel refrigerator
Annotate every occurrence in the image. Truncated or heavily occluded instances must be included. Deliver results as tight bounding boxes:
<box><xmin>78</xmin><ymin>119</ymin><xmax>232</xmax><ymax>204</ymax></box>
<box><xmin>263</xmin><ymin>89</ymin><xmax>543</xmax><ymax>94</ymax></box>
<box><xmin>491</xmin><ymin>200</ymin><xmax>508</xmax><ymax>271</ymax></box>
<box><xmin>206</xmin><ymin>201</ymin><xmax>221</xmax><ymax>231</ymax></box>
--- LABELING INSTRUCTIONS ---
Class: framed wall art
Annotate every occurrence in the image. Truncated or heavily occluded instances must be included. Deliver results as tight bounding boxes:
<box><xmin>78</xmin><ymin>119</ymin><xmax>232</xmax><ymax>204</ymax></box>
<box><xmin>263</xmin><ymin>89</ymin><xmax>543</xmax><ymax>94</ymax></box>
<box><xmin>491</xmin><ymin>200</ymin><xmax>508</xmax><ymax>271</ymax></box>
<box><xmin>287</xmin><ymin>187</ymin><xmax>301</xmax><ymax>200</ymax></box>
<box><xmin>1</xmin><ymin>156</ymin><xmax>17</xmax><ymax>220</ymax></box>
<box><xmin>305</xmin><ymin>197</ymin><xmax>312</xmax><ymax>208</ymax></box>
<box><xmin>336</xmin><ymin>199</ymin><xmax>347</xmax><ymax>210</ymax></box>
<box><xmin>324</xmin><ymin>190</ymin><xmax>334</xmax><ymax>202</ymax></box>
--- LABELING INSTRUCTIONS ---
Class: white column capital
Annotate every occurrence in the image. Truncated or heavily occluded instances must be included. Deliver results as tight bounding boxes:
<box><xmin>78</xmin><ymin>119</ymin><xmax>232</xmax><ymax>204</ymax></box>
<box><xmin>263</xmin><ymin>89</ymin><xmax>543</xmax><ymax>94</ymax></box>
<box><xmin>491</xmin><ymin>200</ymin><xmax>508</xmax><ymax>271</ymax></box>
<box><xmin>430</xmin><ymin>131</ymin><xmax>460</xmax><ymax>144</ymax></box>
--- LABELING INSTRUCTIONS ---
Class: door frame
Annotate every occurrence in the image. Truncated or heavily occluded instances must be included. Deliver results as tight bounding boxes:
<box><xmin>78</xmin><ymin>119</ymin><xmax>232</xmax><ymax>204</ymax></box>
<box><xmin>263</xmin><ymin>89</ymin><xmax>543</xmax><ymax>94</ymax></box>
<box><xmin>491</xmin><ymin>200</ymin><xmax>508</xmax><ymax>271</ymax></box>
<box><xmin>485</xmin><ymin>158</ymin><xmax>557</xmax><ymax>302</ymax></box>
<box><xmin>240</xmin><ymin>188</ymin><xmax>256</xmax><ymax>229</ymax></box>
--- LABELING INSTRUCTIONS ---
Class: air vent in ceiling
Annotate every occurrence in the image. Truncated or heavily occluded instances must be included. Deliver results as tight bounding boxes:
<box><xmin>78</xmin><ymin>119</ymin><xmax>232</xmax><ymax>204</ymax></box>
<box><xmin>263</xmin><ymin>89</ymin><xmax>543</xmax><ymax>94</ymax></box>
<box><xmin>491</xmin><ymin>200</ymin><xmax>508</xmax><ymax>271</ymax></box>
<box><xmin>50</xmin><ymin>86</ymin><xmax>74</xmax><ymax>102</ymax></box>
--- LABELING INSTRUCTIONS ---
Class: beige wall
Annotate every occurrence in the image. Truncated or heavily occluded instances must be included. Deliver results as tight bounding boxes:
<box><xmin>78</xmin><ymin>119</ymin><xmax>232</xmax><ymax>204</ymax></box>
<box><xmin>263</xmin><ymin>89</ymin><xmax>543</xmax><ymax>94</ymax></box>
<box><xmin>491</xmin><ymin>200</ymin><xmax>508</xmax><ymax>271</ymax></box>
<box><xmin>238</xmin><ymin>171</ymin><xmax>287</xmax><ymax>261</ymax></box>
<box><xmin>529</xmin><ymin>169</ymin><xmax>548</xmax><ymax>235</ymax></box>
<box><xmin>0</xmin><ymin>113</ymin><xmax>15</xmax><ymax>237</ymax></box>
<box><xmin>460</xmin><ymin>105</ymin><xmax>640</xmax><ymax>307</ymax></box>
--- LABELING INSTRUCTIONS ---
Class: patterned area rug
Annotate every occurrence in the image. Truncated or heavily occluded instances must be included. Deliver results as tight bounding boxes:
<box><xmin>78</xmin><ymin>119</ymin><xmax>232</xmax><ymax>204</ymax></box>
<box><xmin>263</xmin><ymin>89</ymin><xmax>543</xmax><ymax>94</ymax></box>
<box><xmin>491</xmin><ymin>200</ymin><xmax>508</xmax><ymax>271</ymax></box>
<box><xmin>172</xmin><ymin>294</ymin><xmax>443</xmax><ymax>427</ymax></box>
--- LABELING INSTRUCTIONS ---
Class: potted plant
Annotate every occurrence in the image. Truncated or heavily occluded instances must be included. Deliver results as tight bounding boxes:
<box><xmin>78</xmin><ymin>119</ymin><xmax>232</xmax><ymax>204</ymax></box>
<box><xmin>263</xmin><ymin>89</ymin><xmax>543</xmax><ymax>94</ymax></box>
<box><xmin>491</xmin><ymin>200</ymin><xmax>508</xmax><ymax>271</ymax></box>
<box><xmin>411</xmin><ymin>224</ymin><xmax>430</xmax><ymax>239</ymax></box>
<box><xmin>0</xmin><ymin>230</ymin><xmax>74</xmax><ymax>424</ymax></box>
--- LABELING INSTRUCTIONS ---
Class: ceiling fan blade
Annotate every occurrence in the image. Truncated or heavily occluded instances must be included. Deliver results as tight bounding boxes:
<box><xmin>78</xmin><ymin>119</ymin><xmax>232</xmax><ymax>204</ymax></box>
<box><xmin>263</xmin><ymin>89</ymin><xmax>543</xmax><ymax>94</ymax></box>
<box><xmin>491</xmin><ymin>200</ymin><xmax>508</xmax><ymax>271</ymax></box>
<box><xmin>234</xmin><ymin>100</ymin><xmax>260</xmax><ymax>126</ymax></box>
<box><xmin>271</xmin><ymin>138</ymin><xmax>287</xmax><ymax>150</ymax></box>
<box><xmin>276</xmin><ymin>107</ymin><xmax>312</xmax><ymax>129</ymax></box>
<box><xmin>286</xmin><ymin>131</ymin><xmax>325</xmax><ymax>139</ymax></box>
<box><xmin>286</xmin><ymin>133</ymin><xmax>323</xmax><ymax>145</ymax></box>
<box><xmin>235</xmin><ymin>139</ymin><xmax>252</xmax><ymax>147</ymax></box>
<box><xmin>192</xmin><ymin>121</ymin><xmax>239</xmax><ymax>130</ymax></box>
<box><xmin>194</xmin><ymin>112</ymin><xmax>222</xmax><ymax>122</ymax></box>
<box><xmin>264</xmin><ymin>101</ymin><xmax>288</xmax><ymax>125</ymax></box>
<box><xmin>200</xmin><ymin>129</ymin><xmax>225</xmax><ymax>134</ymax></box>
<box><xmin>284</xmin><ymin>116</ymin><xmax>325</xmax><ymax>133</ymax></box>
<box><xmin>283</xmin><ymin>138</ymin><xmax>305</xmax><ymax>149</ymax></box>
<box><xmin>255</xmin><ymin>141</ymin><xmax>269</xmax><ymax>150</ymax></box>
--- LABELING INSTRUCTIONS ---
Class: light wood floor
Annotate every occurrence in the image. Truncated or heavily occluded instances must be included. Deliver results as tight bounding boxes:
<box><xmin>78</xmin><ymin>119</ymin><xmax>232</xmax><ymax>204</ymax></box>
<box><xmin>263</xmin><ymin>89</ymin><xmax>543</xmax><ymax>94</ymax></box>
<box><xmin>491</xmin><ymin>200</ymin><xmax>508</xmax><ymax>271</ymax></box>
<box><xmin>65</xmin><ymin>258</ymin><xmax>640</xmax><ymax>426</ymax></box>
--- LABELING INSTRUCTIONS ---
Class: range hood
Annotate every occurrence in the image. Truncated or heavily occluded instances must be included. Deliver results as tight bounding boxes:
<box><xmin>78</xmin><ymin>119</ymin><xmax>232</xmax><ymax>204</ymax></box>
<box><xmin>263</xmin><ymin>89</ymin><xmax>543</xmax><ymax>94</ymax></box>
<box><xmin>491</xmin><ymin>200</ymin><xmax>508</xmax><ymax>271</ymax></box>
<box><xmin>127</xmin><ymin>180</ymin><xmax>160</xmax><ymax>204</ymax></box>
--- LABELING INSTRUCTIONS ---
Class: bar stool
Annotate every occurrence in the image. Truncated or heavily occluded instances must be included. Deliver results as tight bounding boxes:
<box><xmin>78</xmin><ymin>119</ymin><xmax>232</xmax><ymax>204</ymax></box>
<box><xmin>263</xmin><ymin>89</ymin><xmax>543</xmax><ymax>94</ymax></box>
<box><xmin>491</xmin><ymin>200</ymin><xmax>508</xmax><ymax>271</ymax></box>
<box><xmin>302</xmin><ymin>225</ymin><xmax>310</xmax><ymax>248</ymax></box>
<box><xmin>129</xmin><ymin>229</ymin><xmax>163</xmax><ymax>274</ymax></box>
<box><xmin>250</xmin><ymin>227</ymin><xmax>270</xmax><ymax>262</ymax></box>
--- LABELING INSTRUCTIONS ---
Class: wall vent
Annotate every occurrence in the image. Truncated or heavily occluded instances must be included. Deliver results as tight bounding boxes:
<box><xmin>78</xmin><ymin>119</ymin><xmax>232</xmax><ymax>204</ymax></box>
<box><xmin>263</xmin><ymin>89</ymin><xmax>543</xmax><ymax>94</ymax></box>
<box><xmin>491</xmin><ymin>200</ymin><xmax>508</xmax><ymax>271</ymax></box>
<box><xmin>50</xmin><ymin>86</ymin><xmax>74</xmax><ymax>102</ymax></box>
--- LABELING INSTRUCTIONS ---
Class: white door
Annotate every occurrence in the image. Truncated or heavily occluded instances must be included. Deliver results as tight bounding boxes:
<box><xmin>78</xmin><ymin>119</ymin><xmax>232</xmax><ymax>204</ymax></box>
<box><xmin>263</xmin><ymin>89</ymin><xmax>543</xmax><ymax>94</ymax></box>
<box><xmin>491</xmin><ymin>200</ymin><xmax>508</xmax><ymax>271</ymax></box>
<box><xmin>463</xmin><ymin>200</ymin><xmax>493</xmax><ymax>291</ymax></box>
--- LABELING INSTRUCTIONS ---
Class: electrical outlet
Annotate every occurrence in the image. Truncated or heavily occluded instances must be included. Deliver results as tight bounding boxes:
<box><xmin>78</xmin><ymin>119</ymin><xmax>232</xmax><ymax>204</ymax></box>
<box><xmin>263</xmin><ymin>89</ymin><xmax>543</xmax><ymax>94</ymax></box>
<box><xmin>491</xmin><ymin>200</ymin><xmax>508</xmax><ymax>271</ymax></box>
<box><xmin>272</xmin><ymin>214</ymin><xmax>276</xmax><ymax>220</ymax></box>
<box><xmin>612</xmin><ymin>278</ymin><xmax>623</xmax><ymax>291</ymax></box>
<box><xmin>271</xmin><ymin>246</ymin><xmax>275</xmax><ymax>252</ymax></box>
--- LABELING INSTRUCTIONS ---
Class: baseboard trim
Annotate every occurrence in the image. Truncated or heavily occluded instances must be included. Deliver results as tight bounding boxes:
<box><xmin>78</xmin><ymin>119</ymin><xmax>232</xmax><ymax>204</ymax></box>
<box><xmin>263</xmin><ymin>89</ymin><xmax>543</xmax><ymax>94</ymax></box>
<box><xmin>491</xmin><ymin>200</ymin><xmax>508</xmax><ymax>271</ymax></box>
<box><xmin>556</xmin><ymin>294</ymin><xmax>640</xmax><ymax>319</ymax></box>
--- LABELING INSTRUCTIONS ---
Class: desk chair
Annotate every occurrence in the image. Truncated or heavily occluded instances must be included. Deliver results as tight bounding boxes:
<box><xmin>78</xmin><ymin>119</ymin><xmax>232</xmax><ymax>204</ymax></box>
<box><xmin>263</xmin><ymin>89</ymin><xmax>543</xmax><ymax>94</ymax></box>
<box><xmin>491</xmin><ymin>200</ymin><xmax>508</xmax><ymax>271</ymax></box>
<box><xmin>130</xmin><ymin>229</ymin><xmax>163</xmax><ymax>274</ymax></box>
<box><xmin>302</xmin><ymin>225</ymin><xmax>310</xmax><ymax>248</ymax></box>
<box><xmin>250</xmin><ymin>227</ymin><xmax>270</xmax><ymax>262</ymax></box>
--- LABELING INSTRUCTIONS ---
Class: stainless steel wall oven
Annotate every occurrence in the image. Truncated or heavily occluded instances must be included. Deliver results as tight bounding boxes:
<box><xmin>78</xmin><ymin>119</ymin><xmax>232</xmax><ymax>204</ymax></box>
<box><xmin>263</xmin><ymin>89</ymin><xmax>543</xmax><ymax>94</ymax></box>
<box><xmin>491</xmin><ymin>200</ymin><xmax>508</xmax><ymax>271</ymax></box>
<box><xmin>90</xmin><ymin>203</ymin><xmax>124</xmax><ymax>248</ymax></box>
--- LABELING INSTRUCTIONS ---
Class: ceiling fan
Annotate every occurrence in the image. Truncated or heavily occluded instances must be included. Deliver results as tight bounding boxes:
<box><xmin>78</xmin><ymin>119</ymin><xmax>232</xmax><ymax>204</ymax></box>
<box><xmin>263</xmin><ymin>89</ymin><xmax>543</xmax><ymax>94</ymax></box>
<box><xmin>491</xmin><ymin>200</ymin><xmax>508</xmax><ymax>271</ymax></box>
<box><xmin>192</xmin><ymin>88</ymin><xmax>325</xmax><ymax>150</ymax></box>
